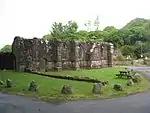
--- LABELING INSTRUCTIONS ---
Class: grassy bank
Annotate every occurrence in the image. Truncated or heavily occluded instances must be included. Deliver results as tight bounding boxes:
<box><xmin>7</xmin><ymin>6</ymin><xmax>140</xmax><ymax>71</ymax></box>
<box><xmin>0</xmin><ymin>67</ymin><xmax>149</xmax><ymax>101</ymax></box>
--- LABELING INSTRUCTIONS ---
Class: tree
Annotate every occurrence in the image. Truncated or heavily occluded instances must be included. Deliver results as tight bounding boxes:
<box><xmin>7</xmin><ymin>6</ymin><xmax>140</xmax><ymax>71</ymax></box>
<box><xmin>144</xmin><ymin>21</ymin><xmax>150</xmax><ymax>39</ymax></box>
<box><xmin>142</xmin><ymin>41</ymin><xmax>150</xmax><ymax>53</ymax></box>
<box><xmin>103</xmin><ymin>26</ymin><xmax>123</xmax><ymax>48</ymax></box>
<box><xmin>128</xmin><ymin>27</ymin><xmax>146</xmax><ymax>45</ymax></box>
<box><xmin>119</xmin><ymin>29</ymin><xmax>132</xmax><ymax>45</ymax></box>
<box><xmin>120</xmin><ymin>45</ymin><xmax>134</xmax><ymax>57</ymax></box>
<box><xmin>42</xmin><ymin>34</ymin><xmax>53</xmax><ymax>40</ymax></box>
<box><xmin>133</xmin><ymin>41</ymin><xmax>144</xmax><ymax>59</ymax></box>
<box><xmin>50</xmin><ymin>21</ymin><xmax>78</xmax><ymax>39</ymax></box>
<box><xmin>77</xmin><ymin>30</ymin><xmax>89</xmax><ymax>40</ymax></box>
<box><xmin>51</xmin><ymin>22</ymin><xmax>64</xmax><ymax>38</ymax></box>
<box><xmin>87</xmin><ymin>30</ymin><xmax>104</xmax><ymax>41</ymax></box>
<box><xmin>122</xmin><ymin>18</ymin><xmax>150</xmax><ymax>45</ymax></box>
<box><xmin>65</xmin><ymin>21</ymin><xmax>78</xmax><ymax>34</ymax></box>
<box><xmin>0</xmin><ymin>45</ymin><xmax>12</xmax><ymax>52</ymax></box>
<box><xmin>103</xmin><ymin>26</ymin><xmax>117</xmax><ymax>32</ymax></box>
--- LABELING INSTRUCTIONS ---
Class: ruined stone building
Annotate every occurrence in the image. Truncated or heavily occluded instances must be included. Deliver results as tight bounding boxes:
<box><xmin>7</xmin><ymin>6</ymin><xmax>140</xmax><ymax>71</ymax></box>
<box><xmin>12</xmin><ymin>36</ymin><xmax>113</xmax><ymax>72</ymax></box>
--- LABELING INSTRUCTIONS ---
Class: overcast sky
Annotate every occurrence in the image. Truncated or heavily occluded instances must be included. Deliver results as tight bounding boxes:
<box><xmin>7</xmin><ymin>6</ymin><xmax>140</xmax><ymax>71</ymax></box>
<box><xmin>0</xmin><ymin>0</ymin><xmax>150</xmax><ymax>49</ymax></box>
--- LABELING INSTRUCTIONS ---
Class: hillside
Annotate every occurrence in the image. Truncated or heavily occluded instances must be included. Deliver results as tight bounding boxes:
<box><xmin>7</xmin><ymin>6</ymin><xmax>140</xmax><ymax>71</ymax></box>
<box><xmin>122</xmin><ymin>18</ymin><xmax>150</xmax><ymax>30</ymax></box>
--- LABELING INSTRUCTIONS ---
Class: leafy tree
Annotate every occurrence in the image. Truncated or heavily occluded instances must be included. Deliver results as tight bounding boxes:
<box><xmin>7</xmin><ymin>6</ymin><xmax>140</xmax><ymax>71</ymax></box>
<box><xmin>120</xmin><ymin>45</ymin><xmax>134</xmax><ymax>57</ymax></box>
<box><xmin>144</xmin><ymin>52</ymin><xmax>150</xmax><ymax>58</ymax></box>
<box><xmin>65</xmin><ymin>21</ymin><xmax>78</xmax><ymax>34</ymax></box>
<box><xmin>51</xmin><ymin>22</ymin><xmax>64</xmax><ymax>38</ymax></box>
<box><xmin>144</xmin><ymin>21</ymin><xmax>150</xmax><ymax>39</ymax></box>
<box><xmin>103</xmin><ymin>26</ymin><xmax>118</xmax><ymax>32</ymax></box>
<box><xmin>85</xmin><ymin>30</ymin><xmax>104</xmax><ymax>41</ymax></box>
<box><xmin>43</xmin><ymin>34</ymin><xmax>53</xmax><ymax>40</ymax></box>
<box><xmin>50</xmin><ymin>21</ymin><xmax>78</xmax><ymax>39</ymax></box>
<box><xmin>0</xmin><ymin>45</ymin><xmax>12</xmax><ymax>52</ymax></box>
<box><xmin>133</xmin><ymin>41</ymin><xmax>143</xmax><ymax>59</ymax></box>
<box><xmin>115</xmin><ymin>52</ymin><xmax>125</xmax><ymax>61</ymax></box>
<box><xmin>76</xmin><ymin>30</ymin><xmax>89</xmax><ymax>40</ymax></box>
<box><xmin>142</xmin><ymin>42</ymin><xmax>150</xmax><ymax>53</ymax></box>
<box><xmin>119</xmin><ymin>29</ymin><xmax>132</xmax><ymax>45</ymax></box>
<box><xmin>128</xmin><ymin>27</ymin><xmax>146</xmax><ymax>45</ymax></box>
<box><xmin>103</xmin><ymin>26</ymin><xmax>123</xmax><ymax>48</ymax></box>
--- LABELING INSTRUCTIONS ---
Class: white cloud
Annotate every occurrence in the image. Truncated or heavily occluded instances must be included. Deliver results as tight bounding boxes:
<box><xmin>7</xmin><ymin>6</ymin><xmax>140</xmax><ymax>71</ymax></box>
<box><xmin>0</xmin><ymin>0</ymin><xmax>150</xmax><ymax>48</ymax></box>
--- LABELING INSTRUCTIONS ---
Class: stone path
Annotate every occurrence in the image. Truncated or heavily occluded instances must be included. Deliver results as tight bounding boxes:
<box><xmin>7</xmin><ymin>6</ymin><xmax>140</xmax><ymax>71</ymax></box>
<box><xmin>1</xmin><ymin>66</ymin><xmax>150</xmax><ymax>113</ymax></box>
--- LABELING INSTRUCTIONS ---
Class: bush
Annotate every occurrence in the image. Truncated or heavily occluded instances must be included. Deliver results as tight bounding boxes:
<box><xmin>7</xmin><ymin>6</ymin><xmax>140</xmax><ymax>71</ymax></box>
<box><xmin>115</xmin><ymin>53</ymin><xmax>125</xmax><ymax>61</ymax></box>
<box><xmin>130</xmin><ymin>69</ymin><xmax>136</xmax><ymax>76</ymax></box>
<box><xmin>113</xmin><ymin>84</ymin><xmax>123</xmax><ymax>91</ymax></box>
<box><xmin>144</xmin><ymin>52</ymin><xmax>150</xmax><ymax>58</ymax></box>
<box><xmin>28</xmin><ymin>80</ymin><xmax>38</xmax><ymax>92</ymax></box>
<box><xmin>0</xmin><ymin>80</ymin><xmax>4</xmax><ymax>85</ymax></box>
<box><xmin>92</xmin><ymin>83</ymin><xmax>103</xmax><ymax>94</ymax></box>
<box><xmin>6</xmin><ymin>79</ymin><xmax>12</xmax><ymax>88</ymax></box>
<box><xmin>132</xmin><ymin>74</ymin><xmax>142</xmax><ymax>83</ymax></box>
<box><xmin>127</xmin><ymin>79</ymin><xmax>134</xmax><ymax>86</ymax></box>
<box><xmin>120</xmin><ymin>45</ymin><xmax>134</xmax><ymax>57</ymax></box>
<box><xmin>61</xmin><ymin>85</ymin><xmax>72</xmax><ymax>94</ymax></box>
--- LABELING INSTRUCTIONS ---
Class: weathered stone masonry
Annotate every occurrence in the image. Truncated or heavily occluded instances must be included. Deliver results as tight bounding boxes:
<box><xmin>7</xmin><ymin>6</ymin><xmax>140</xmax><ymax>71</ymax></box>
<box><xmin>12</xmin><ymin>36</ymin><xmax>113</xmax><ymax>72</ymax></box>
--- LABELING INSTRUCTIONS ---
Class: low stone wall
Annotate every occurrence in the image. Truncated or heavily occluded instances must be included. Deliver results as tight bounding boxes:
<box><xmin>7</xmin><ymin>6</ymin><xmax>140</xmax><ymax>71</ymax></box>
<box><xmin>28</xmin><ymin>71</ymin><xmax>104</xmax><ymax>83</ymax></box>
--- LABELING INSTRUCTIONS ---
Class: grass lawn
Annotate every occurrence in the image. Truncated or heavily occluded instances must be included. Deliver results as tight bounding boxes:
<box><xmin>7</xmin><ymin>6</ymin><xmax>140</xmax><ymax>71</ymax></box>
<box><xmin>46</xmin><ymin>67</ymin><xmax>126</xmax><ymax>83</ymax></box>
<box><xmin>0</xmin><ymin>67</ymin><xmax>149</xmax><ymax>101</ymax></box>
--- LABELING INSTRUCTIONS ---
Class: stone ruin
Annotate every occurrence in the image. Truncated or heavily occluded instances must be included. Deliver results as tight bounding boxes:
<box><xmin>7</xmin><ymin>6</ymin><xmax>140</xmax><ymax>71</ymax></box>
<box><xmin>12</xmin><ymin>36</ymin><xmax>113</xmax><ymax>72</ymax></box>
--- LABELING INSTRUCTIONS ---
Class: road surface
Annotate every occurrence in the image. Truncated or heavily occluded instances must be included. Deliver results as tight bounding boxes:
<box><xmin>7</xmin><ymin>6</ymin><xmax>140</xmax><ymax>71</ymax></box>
<box><xmin>1</xmin><ymin>66</ymin><xmax>150</xmax><ymax>113</ymax></box>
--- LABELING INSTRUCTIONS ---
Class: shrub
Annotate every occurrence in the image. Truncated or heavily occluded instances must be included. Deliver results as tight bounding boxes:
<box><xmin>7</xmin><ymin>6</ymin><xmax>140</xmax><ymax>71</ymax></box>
<box><xmin>113</xmin><ymin>84</ymin><xmax>123</xmax><ymax>91</ymax></box>
<box><xmin>61</xmin><ymin>85</ymin><xmax>72</xmax><ymax>94</ymax></box>
<box><xmin>28</xmin><ymin>80</ymin><xmax>38</xmax><ymax>92</ymax></box>
<box><xmin>115</xmin><ymin>53</ymin><xmax>125</xmax><ymax>61</ymax></box>
<box><xmin>132</xmin><ymin>74</ymin><xmax>142</xmax><ymax>83</ymax></box>
<box><xmin>127</xmin><ymin>79</ymin><xmax>134</xmax><ymax>86</ymax></box>
<box><xmin>92</xmin><ymin>83</ymin><xmax>103</xmax><ymax>94</ymax></box>
<box><xmin>6</xmin><ymin>79</ymin><xmax>12</xmax><ymax>88</ymax></box>
<box><xmin>0</xmin><ymin>80</ymin><xmax>4</xmax><ymax>85</ymax></box>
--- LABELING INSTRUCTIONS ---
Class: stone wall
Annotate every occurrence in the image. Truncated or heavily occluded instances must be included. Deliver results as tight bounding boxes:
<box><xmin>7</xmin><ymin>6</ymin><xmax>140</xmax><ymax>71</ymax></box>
<box><xmin>12</xmin><ymin>36</ymin><xmax>113</xmax><ymax>72</ymax></box>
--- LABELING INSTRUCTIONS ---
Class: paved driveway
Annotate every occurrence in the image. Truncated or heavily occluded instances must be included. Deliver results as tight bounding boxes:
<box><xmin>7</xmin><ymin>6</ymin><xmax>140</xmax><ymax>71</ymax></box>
<box><xmin>1</xmin><ymin>66</ymin><xmax>150</xmax><ymax>113</ymax></box>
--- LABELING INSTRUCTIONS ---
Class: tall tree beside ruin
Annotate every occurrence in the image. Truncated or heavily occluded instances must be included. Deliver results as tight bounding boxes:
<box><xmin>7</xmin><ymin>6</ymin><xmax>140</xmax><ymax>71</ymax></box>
<box><xmin>51</xmin><ymin>22</ymin><xmax>64</xmax><ymax>38</ymax></box>
<box><xmin>50</xmin><ymin>21</ymin><xmax>78</xmax><ymax>39</ymax></box>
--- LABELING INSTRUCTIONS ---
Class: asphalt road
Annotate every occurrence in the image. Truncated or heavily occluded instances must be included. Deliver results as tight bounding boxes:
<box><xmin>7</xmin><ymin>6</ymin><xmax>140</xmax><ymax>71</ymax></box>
<box><xmin>1</xmin><ymin>66</ymin><xmax>150</xmax><ymax>113</ymax></box>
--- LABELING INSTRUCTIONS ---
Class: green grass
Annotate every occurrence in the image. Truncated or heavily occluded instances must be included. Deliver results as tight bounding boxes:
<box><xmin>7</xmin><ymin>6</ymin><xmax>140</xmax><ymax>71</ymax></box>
<box><xmin>0</xmin><ymin>67</ymin><xmax>149</xmax><ymax>101</ymax></box>
<box><xmin>46</xmin><ymin>67</ymin><xmax>130</xmax><ymax>84</ymax></box>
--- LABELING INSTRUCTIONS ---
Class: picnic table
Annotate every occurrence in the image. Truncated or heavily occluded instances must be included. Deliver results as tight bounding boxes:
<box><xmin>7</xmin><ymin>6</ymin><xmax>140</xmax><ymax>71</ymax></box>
<box><xmin>119</xmin><ymin>70</ymin><xmax>130</xmax><ymax>74</ymax></box>
<box><xmin>116</xmin><ymin>70</ymin><xmax>131</xmax><ymax>78</ymax></box>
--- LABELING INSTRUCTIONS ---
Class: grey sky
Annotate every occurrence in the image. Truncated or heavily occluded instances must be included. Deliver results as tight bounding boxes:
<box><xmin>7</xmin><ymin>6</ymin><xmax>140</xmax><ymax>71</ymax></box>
<box><xmin>0</xmin><ymin>0</ymin><xmax>150</xmax><ymax>48</ymax></box>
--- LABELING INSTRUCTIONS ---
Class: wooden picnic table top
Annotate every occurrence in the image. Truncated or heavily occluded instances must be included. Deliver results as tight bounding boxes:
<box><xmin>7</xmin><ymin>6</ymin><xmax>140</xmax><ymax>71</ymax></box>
<box><xmin>119</xmin><ymin>70</ymin><xmax>127</xmax><ymax>72</ymax></box>
<box><xmin>119</xmin><ymin>71</ymin><xmax>129</xmax><ymax>74</ymax></box>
